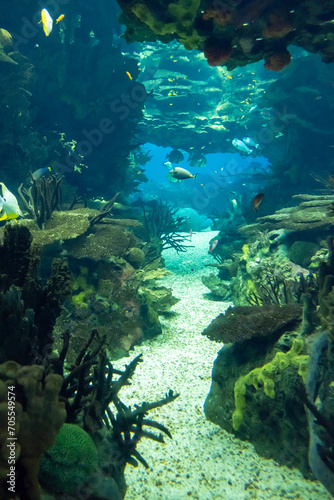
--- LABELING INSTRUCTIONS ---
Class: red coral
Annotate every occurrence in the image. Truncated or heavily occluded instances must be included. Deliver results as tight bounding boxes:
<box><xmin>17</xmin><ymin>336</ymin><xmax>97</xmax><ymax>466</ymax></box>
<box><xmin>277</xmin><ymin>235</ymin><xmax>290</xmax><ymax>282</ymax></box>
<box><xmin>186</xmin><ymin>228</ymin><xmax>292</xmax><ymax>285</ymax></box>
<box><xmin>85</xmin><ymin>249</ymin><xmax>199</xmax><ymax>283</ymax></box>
<box><xmin>204</xmin><ymin>40</ymin><xmax>233</xmax><ymax>66</ymax></box>
<box><xmin>264</xmin><ymin>49</ymin><xmax>291</xmax><ymax>71</ymax></box>
<box><xmin>262</xmin><ymin>8</ymin><xmax>294</xmax><ymax>38</ymax></box>
<box><xmin>203</xmin><ymin>8</ymin><xmax>232</xmax><ymax>26</ymax></box>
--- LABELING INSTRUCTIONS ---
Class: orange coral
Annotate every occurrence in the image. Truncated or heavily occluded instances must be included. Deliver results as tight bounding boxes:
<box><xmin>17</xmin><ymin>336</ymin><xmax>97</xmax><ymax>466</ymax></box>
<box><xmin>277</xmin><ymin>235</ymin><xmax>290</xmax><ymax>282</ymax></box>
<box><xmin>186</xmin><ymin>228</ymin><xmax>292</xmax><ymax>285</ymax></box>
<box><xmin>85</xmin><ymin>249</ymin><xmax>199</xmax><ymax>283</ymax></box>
<box><xmin>264</xmin><ymin>49</ymin><xmax>291</xmax><ymax>71</ymax></box>
<box><xmin>203</xmin><ymin>8</ymin><xmax>232</xmax><ymax>26</ymax></box>
<box><xmin>204</xmin><ymin>40</ymin><xmax>233</xmax><ymax>66</ymax></box>
<box><xmin>262</xmin><ymin>9</ymin><xmax>294</xmax><ymax>38</ymax></box>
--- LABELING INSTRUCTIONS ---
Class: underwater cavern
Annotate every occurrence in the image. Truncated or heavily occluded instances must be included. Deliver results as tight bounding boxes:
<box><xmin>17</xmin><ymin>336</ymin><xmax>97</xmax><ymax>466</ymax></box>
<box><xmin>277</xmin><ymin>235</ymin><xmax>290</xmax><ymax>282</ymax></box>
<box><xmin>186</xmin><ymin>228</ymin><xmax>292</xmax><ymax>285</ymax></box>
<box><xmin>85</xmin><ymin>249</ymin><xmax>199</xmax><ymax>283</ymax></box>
<box><xmin>1</xmin><ymin>0</ymin><xmax>334</xmax><ymax>499</ymax></box>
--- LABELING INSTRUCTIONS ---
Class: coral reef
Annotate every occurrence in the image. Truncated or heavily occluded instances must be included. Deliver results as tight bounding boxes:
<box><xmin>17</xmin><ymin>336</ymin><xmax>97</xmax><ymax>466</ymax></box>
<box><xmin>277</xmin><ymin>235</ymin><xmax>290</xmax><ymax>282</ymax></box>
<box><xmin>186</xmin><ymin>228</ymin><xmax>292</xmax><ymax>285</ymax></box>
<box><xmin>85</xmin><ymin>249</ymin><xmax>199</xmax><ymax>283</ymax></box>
<box><xmin>0</xmin><ymin>225</ymin><xmax>71</xmax><ymax>364</ymax></box>
<box><xmin>204</xmin><ymin>234</ymin><xmax>334</xmax><ymax>485</ymax></box>
<box><xmin>117</xmin><ymin>0</ymin><xmax>334</xmax><ymax>71</ymax></box>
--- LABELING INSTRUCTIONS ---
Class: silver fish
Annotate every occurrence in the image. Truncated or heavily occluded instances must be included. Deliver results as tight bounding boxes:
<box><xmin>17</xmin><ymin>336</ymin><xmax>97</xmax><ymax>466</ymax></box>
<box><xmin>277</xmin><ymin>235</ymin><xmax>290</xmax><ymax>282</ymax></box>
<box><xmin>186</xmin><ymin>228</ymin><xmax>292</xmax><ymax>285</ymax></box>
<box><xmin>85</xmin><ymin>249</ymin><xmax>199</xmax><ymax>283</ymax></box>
<box><xmin>170</xmin><ymin>167</ymin><xmax>197</xmax><ymax>180</ymax></box>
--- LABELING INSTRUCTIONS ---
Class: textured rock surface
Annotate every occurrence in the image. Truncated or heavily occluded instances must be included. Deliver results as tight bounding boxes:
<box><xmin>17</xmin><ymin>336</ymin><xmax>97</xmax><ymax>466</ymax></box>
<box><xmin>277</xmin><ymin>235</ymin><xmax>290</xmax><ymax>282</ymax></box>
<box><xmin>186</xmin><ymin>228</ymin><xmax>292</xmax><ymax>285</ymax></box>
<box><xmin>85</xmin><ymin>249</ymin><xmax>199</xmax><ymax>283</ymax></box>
<box><xmin>202</xmin><ymin>304</ymin><xmax>303</xmax><ymax>343</ymax></box>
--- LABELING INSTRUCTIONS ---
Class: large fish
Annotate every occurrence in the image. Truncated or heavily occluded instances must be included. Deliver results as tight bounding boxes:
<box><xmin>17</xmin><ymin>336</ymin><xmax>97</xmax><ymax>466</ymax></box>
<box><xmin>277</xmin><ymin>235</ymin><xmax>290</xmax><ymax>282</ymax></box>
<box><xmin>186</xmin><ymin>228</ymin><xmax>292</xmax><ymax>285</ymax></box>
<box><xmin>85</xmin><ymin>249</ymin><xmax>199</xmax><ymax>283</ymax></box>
<box><xmin>166</xmin><ymin>149</ymin><xmax>184</xmax><ymax>164</ymax></box>
<box><xmin>232</xmin><ymin>139</ymin><xmax>252</xmax><ymax>155</ymax></box>
<box><xmin>0</xmin><ymin>183</ymin><xmax>23</xmax><ymax>221</ymax></box>
<box><xmin>169</xmin><ymin>167</ymin><xmax>197</xmax><ymax>180</ymax></box>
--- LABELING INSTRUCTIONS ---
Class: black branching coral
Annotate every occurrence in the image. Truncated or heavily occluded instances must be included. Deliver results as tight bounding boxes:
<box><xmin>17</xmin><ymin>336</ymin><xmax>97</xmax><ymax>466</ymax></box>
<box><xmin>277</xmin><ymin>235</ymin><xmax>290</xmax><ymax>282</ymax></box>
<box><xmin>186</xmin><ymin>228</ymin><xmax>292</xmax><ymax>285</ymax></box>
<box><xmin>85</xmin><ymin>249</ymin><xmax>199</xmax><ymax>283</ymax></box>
<box><xmin>141</xmin><ymin>199</ymin><xmax>193</xmax><ymax>253</ymax></box>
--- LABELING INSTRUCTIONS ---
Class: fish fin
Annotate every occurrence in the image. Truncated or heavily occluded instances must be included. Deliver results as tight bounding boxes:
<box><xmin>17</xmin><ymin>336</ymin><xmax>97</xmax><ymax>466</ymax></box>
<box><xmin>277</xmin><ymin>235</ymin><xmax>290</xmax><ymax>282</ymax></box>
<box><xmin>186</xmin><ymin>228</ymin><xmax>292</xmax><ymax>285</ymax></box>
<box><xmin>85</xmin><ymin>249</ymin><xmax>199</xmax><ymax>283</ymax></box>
<box><xmin>0</xmin><ymin>214</ymin><xmax>7</xmax><ymax>221</ymax></box>
<box><xmin>193</xmin><ymin>174</ymin><xmax>198</xmax><ymax>180</ymax></box>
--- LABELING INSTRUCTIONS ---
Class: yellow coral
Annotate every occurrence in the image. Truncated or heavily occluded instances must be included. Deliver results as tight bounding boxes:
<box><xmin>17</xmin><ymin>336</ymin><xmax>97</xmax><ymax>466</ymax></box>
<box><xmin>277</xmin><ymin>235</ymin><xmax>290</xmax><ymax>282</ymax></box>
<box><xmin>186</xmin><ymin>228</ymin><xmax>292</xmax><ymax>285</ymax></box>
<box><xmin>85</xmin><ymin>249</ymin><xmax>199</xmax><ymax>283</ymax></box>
<box><xmin>0</xmin><ymin>28</ymin><xmax>12</xmax><ymax>47</ymax></box>
<box><xmin>71</xmin><ymin>267</ymin><xmax>95</xmax><ymax>306</ymax></box>
<box><xmin>232</xmin><ymin>338</ymin><xmax>309</xmax><ymax>430</ymax></box>
<box><xmin>131</xmin><ymin>0</ymin><xmax>204</xmax><ymax>50</ymax></box>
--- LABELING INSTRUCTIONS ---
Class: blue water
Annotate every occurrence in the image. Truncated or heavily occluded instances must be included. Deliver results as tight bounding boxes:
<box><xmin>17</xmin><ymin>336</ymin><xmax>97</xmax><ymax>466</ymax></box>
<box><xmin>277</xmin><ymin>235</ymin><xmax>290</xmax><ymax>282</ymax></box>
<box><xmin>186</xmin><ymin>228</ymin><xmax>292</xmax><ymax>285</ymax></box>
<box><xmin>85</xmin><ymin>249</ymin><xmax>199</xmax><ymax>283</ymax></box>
<box><xmin>132</xmin><ymin>143</ymin><xmax>270</xmax><ymax>218</ymax></box>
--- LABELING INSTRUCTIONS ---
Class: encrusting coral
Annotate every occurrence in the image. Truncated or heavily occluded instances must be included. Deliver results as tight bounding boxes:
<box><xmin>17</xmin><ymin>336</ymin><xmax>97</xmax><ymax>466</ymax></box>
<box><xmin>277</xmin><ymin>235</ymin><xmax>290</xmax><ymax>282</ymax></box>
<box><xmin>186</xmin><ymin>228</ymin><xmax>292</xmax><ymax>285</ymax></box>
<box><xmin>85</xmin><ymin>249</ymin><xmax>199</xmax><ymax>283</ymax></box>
<box><xmin>232</xmin><ymin>338</ymin><xmax>309</xmax><ymax>430</ymax></box>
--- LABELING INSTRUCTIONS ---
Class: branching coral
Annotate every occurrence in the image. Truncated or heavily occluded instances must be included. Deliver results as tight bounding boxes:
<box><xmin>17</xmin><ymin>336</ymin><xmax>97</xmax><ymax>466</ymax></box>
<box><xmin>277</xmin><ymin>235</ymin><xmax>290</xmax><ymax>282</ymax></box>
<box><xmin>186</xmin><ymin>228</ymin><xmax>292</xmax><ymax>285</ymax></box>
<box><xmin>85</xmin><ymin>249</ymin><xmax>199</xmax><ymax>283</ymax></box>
<box><xmin>142</xmin><ymin>199</ymin><xmax>193</xmax><ymax>253</ymax></box>
<box><xmin>18</xmin><ymin>174</ymin><xmax>64</xmax><ymax>229</ymax></box>
<box><xmin>232</xmin><ymin>338</ymin><xmax>309</xmax><ymax>430</ymax></box>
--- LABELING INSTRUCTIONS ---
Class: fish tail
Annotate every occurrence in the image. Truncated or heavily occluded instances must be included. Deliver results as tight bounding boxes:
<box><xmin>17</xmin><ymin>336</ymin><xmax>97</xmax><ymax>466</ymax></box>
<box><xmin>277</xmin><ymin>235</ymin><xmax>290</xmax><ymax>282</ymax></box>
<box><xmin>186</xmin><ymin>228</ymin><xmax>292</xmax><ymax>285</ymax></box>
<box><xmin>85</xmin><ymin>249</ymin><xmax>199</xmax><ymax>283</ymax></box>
<box><xmin>193</xmin><ymin>173</ymin><xmax>198</xmax><ymax>180</ymax></box>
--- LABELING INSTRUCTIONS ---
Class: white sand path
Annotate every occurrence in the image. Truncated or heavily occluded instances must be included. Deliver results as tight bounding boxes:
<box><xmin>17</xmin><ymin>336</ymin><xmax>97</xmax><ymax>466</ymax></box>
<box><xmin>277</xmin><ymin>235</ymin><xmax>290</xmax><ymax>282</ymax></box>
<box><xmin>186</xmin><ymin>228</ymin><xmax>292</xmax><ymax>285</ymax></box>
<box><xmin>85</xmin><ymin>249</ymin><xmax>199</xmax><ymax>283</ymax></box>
<box><xmin>114</xmin><ymin>231</ymin><xmax>331</xmax><ymax>500</ymax></box>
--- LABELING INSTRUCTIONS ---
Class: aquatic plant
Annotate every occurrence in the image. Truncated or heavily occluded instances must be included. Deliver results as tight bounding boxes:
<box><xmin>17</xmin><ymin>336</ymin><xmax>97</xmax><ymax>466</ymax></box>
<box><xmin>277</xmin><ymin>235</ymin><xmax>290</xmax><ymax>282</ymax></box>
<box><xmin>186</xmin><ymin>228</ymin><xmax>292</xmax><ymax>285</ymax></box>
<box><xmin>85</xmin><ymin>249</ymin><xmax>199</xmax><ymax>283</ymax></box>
<box><xmin>142</xmin><ymin>199</ymin><xmax>193</xmax><ymax>253</ymax></box>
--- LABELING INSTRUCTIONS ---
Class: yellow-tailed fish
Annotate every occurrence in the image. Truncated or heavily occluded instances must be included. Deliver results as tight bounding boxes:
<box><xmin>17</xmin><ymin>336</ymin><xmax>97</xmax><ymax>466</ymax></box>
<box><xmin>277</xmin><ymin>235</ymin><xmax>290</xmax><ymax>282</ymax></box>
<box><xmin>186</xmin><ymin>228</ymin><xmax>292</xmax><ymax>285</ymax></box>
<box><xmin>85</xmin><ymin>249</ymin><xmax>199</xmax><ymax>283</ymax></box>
<box><xmin>126</xmin><ymin>71</ymin><xmax>132</xmax><ymax>80</ymax></box>
<box><xmin>56</xmin><ymin>14</ymin><xmax>65</xmax><ymax>23</ymax></box>
<box><xmin>0</xmin><ymin>183</ymin><xmax>23</xmax><ymax>221</ymax></box>
<box><xmin>39</xmin><ymin>8</ymin><xmax>53</xmax><ymax>36</ymax></box>
<box><xmin>227</xmin><ymin>75</ymin><xmax>233</xmax><ymax>79</ymax></box>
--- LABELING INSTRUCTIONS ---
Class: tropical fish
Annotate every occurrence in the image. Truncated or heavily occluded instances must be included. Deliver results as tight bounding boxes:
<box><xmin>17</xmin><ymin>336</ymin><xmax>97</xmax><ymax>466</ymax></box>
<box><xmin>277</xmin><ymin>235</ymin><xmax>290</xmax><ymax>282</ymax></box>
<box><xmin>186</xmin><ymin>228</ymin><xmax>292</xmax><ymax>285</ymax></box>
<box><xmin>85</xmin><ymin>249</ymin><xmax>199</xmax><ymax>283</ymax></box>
<box><xmin>166</xmin><ymin>149</ymin><xmax>184</xmax><ymax>164</ymax></box>
<box><xmin>31</xmin><ymin>166</ymin><xmax>51</xmax><ymax>181</ymax></box>
<box><xmin>232</xmin><ymin>139</ymin><xmax>252</xmax><ymax>155</ymax></box>
<box><xmin>248</xmin><ymin>105</ymin><xmax>258</xmax><ymax>113</ymax></box>
<box><xmin>39</xmin><ymin>9</ymin><xmax>53</xmax><ymax>36</ymax></box>
<box><xmin>0</xmin><ymin>183</ymin><xmax>22</xmax><ymax>221</ymax></box>
<box><xmin>126</xmin><ymin>71</ymin><xmax>133</xmax><ymax>80</ymax></box>
<box><xmin>56</xmin><ymin>14</ymin><xmax>65</xmax><ymax>23</ymax></box>
<box><xmin>243</xmin><ymin>137</ymin><xmax>259</xmax><ymax>149</ymax></box>
<box><xmin>208</xmin><ymin>239</ymin><xmax>218</xmax><ymax>253</ymax></box>
<box><xmin>163</xmin><ymin>161</ymin><xmax>173</xmax><ymax>169</ymax></box>
<box><xmin>252</xmin><ymin>193</ymin><xmax>264</xmax><ymax>212</ymax></box>
<box><xmin>189</xmin><ymin>152</ymin><xmax>207</xmax><ymax>168</ymax></box>
<box><xmin>169</xmin><ymin>167</ymin><xmax>197</xmax><ymax>180</ymax></box>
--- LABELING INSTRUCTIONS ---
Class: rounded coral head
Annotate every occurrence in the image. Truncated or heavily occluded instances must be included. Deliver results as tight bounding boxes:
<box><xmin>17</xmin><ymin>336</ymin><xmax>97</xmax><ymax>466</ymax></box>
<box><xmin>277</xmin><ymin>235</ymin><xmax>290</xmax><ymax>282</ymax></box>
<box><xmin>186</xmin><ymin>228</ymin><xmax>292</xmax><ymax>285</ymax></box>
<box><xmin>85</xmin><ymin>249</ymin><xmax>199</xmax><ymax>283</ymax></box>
<box><xmin>204</xmin><ymin>39</ymin><xmax>233</xmax><ymax>66</ymax></box>
<box><xmin>264</xmin><ymin>49</ymin><xmax>291</xmax><ymax>71</ymax></box>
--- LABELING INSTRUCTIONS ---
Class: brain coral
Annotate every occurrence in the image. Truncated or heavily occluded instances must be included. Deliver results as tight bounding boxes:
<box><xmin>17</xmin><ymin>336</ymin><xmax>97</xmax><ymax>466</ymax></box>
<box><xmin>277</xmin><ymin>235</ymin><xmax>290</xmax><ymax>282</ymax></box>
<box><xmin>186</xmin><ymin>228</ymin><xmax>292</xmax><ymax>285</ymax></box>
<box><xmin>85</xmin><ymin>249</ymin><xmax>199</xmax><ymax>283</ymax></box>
<box><xmin>39</xmin><ymin>423</ymin><xmax>99</xmax><ymax>495</ymax></box>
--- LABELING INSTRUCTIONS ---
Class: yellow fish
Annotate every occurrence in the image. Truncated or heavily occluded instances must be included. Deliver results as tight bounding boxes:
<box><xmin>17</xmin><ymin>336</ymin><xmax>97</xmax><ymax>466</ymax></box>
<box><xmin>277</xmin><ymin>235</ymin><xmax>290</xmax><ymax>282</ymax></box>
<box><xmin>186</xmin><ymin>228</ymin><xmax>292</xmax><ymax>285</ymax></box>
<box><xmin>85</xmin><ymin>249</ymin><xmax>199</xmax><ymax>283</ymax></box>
<box><xmin>56</xmin><ymin>14</ymin><xmax>65</xmax><ymax>23</ymax></box>
<box><xmin>126</xmin><ymin>71</ymin><xmax>132</xmax><ymax>80</ymax></box>
<box><xmin>0</xmin><ymin>183</ymin><xmax>22</xmax><ymax>221</ymax></box>
<box><xmin>39</xmin><ymin>8</ymin><xmax>53</xmax><ymax>36</ymax></box>
<box><xmin>227</xmin><ymin>75</ymin><xmax>233</xmax><ymax>79</ymax></box>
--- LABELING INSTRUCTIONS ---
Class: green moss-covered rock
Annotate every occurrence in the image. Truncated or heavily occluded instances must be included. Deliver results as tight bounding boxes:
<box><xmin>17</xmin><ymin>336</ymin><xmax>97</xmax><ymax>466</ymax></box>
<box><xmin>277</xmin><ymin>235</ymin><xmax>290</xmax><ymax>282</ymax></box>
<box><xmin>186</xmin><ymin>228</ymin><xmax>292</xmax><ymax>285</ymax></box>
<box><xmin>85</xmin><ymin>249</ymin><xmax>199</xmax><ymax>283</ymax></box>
<box><xmin>39</xmin><ymin>423</ymin><xmax>99</xmax><ymax>495</ymax></box>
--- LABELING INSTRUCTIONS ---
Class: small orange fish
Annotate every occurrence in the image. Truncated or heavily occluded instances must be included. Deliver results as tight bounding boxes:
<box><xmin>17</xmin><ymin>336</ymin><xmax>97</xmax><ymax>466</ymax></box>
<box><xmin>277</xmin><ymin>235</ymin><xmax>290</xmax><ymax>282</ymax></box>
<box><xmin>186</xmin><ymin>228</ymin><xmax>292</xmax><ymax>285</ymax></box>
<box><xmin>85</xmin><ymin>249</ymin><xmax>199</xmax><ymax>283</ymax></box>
<box><xmin>252</xmin><ymin>193</ymin><xmax>264</xmax><ymax>212</ymax></box>
<box><xmin>56</xmin><ymin>14</ymin><xmax>65</xmax><ymax>23</ymax></box>
<box><xmin>209</xmin><ymin>239</ymin><xmax>218</xmax><ymax>253</ymax></box>
<box><xmin>227</xmin><ymin>75</ymin><xmax>233</xmax><ymax>79</ymax></box>
<box><xmin>126</xmin><ymin>71</ymin><xmax>132</xmax><ymax>80</ymax></box>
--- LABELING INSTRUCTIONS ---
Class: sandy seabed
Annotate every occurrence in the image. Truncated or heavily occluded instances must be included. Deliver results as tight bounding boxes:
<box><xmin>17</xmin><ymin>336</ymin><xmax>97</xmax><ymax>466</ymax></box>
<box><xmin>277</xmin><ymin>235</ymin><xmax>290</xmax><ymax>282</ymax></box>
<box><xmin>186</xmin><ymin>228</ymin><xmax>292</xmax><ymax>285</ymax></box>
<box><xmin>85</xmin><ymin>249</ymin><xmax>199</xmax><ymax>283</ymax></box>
<box><xmin>113</xmin><ymin>231</ymin><xmax>332</xmax><ymax>500</ymax></box>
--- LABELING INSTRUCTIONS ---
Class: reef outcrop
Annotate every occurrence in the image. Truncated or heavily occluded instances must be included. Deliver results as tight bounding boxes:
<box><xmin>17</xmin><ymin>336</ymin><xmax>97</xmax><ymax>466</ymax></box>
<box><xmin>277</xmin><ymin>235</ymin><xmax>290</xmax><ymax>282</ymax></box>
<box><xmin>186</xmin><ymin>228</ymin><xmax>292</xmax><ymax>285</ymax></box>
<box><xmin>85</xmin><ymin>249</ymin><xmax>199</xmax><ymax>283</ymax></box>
<box><xmin>117</xmin><ymin>0</ymin><xmax>334</xmax><ymax>71</ymax></box>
